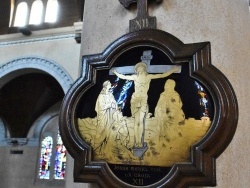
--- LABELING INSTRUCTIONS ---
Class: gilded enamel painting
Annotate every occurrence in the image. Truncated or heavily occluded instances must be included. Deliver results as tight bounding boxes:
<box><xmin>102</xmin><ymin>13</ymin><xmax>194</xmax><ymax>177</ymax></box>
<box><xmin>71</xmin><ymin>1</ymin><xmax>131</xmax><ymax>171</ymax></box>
<box><xmin>77</xmin><ymin>47</ymin><xmax>212</xmax><ymax>167</ymax></box>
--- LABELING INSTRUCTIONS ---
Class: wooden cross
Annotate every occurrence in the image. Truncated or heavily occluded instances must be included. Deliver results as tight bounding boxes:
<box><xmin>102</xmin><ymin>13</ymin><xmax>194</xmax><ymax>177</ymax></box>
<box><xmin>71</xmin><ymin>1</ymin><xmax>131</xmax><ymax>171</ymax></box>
<box><xmin>118</xmin><ymin>0</ymin><xmax>163</xmax><ymax>32</ymax></box>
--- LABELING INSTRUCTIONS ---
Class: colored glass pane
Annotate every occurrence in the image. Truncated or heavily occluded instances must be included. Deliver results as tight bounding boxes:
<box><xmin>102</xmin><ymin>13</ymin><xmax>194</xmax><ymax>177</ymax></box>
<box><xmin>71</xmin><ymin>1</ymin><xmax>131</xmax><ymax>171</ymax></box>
<box><xmin>39</xmin><ymin>136</ymin><xmax>53</xmax><ymax>179</ymax></box>
<box><xmin>54</xmin><ymin>132</ymin><xmax>66</xmax><ymax>179</ymax></box>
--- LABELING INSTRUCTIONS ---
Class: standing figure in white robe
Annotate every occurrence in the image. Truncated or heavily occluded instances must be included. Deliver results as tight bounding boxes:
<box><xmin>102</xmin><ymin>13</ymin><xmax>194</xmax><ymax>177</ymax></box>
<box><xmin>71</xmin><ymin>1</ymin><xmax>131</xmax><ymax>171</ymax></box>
<box><xmin>94</xmin><ymin>80</ymin><xmax>118</xmax><ymax>155</ymax></box>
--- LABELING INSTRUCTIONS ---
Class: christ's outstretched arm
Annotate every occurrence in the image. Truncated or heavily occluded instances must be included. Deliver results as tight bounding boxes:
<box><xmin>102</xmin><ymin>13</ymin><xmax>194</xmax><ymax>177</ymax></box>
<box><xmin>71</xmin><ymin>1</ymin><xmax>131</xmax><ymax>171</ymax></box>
<box><xmin>149</xmin><ymin>67</ymin><xmax>180</xmax><ymax>79</ymax></box>
<box><xmin>112</xmin><ymin>69</ymin><xmax>134</xmax><ymax>80</ymax></box>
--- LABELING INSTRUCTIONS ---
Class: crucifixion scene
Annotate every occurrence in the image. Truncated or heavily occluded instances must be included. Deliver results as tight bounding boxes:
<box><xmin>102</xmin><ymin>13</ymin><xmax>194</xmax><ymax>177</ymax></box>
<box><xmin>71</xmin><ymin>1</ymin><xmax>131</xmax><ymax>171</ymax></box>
<box><xmin>77</xmin><ymin>49</ymin><xmax>212</xmax><ymax>167</ymax></box>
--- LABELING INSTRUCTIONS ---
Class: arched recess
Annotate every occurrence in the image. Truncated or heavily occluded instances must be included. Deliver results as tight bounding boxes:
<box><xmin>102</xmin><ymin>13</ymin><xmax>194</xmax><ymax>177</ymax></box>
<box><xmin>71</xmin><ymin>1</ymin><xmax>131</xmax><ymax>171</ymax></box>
<box><xmin>0</xmin><ymin>57</ymin><xmax>74</xmax><ymax>145</ymax></box>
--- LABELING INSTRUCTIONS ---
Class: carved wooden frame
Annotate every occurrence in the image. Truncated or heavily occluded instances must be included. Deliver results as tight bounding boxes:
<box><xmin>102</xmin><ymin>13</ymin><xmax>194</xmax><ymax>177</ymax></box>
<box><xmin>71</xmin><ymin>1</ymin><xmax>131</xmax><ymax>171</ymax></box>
<box><xmin>59</xmin><ymin>29</ymin><xmax>238</xmax><ymax>188</ymax></box>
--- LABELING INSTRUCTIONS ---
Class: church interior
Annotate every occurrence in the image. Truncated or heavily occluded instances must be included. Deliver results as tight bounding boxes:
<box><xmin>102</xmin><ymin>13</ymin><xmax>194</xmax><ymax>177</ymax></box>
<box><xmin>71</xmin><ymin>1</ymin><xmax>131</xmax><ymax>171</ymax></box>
<box><xmin>0</xmin><ymin>0</ymin><xmax>249</xmax><ymax>188</ymax></box>
<box><xmin>0</xmin><ymin>0</ymin><xmax>89</xmax><ymax>188</ymax></box>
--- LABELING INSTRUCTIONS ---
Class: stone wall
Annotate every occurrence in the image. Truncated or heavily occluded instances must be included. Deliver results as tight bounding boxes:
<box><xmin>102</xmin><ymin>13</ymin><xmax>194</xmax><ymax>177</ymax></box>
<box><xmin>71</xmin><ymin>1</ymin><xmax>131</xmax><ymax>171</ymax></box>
<box><xmin>80</xmin><ymin>0</ymin><xmax>250</xmax><ymax>187</ymax></box>
<box><xmin>0</xmin><ymin>27</ymin><xmax>81</xmax><ymax>81</ymax></box>
<box><xmin>0</xmin><ymin>27</ymin><xmax>87</xmax><ymax>188</ymax></box>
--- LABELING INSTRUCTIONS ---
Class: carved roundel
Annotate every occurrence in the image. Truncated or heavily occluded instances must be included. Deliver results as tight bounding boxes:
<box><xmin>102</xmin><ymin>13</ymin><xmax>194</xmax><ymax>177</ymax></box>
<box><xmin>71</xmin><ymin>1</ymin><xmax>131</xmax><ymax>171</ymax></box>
<box><xmin>59</xmin><ymin>29</ymin><xmax>238</xmax><ymax>188</ymax></box>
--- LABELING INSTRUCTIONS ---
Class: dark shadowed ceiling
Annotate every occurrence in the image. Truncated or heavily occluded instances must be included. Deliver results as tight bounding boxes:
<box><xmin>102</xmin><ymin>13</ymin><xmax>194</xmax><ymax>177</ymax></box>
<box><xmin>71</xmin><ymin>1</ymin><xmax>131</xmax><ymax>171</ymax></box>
<box><xmin>0</xmin><ymin>0</ymin><xmax>11</xmax><ymax>34</ymax></box>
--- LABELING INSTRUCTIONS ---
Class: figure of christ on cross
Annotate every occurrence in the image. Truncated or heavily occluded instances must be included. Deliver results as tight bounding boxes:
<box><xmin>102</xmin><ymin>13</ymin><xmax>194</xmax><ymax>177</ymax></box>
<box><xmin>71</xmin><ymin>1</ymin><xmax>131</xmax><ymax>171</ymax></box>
<box><xmin>112</xmin><ymin>63</ymin><xmax>180</xmax><ymax>148</ymax></box>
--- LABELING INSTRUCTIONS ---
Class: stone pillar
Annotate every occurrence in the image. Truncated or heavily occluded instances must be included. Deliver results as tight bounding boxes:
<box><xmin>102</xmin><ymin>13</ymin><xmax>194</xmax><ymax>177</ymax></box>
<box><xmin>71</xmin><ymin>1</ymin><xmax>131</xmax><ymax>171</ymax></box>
<box><xmin>80</xmin><ymin>0</ymin><xmax>250</xmax><ymax>187</ymax></box>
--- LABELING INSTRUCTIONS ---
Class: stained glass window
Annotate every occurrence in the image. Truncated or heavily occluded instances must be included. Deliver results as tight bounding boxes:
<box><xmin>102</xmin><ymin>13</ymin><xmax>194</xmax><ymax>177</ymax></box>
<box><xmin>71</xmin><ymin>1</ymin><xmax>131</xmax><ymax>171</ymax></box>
<box><xmin>38</xmin><ymin>131</ymin><xmax>67</xmax><ymax>180</ymax></box>
<box><xmin>39</xmin><ymin>136</ymin><xmax>53</xmax><ymax>179</ymax></box>
<box><xmin>54</xmin><ymin>132</ymin><xmax>67</xmax><ymax>179</ymax></box>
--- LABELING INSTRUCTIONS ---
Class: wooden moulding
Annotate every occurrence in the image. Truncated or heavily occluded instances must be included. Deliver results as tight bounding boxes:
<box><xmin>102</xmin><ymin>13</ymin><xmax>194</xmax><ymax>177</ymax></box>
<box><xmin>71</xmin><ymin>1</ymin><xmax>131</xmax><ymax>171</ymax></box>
<box><xmin>59</xmin><ymin>29</ymin><xmax>238</xmax><ymax>188</ymax></box>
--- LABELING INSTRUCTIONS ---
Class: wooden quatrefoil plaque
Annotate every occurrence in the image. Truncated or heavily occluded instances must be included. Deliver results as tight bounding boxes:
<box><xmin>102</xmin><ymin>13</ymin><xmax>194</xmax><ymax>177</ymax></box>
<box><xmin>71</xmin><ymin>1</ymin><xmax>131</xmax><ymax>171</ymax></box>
<box><xmin>59</xmin><ymin>29</ymin><xmax>238</xmax><ymax>188</ymax></box>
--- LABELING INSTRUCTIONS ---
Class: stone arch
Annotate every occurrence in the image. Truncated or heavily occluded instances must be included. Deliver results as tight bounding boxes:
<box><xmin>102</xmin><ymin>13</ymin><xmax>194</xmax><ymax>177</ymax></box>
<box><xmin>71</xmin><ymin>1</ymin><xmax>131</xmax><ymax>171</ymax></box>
<box><xmin>0</xmin><ymin>57</ymin><xmax>74</xmax><ymax>143</ymax></box>
<box><xmin>0</xmin><ymin>56</ymin><xmax>73</xmax><ymax>94</ymax></box>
